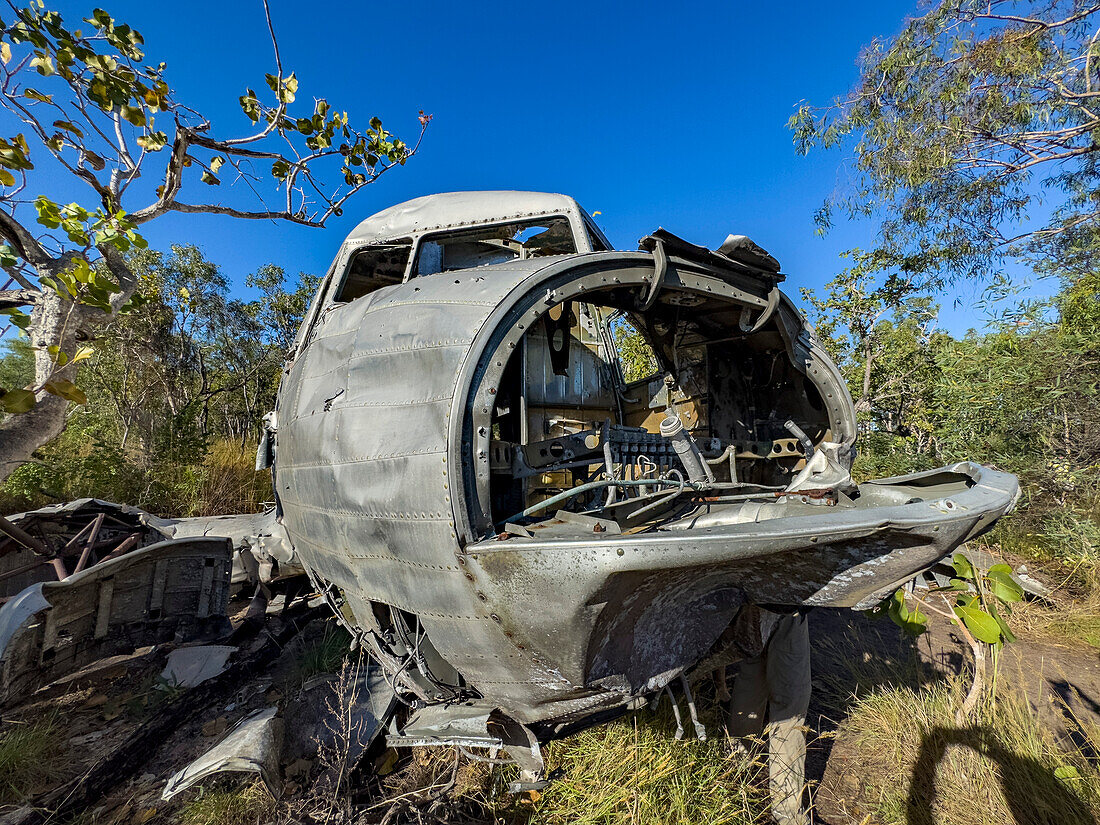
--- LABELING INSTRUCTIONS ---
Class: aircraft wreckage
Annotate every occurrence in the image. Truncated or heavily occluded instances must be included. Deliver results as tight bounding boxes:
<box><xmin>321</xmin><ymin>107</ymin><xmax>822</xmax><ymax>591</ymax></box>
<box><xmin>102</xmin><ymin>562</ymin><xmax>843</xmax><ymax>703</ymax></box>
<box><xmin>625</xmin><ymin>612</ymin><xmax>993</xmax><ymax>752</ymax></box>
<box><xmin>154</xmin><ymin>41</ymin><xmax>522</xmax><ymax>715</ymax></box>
<box><xmin>0</xmin><ymin>191</ymin><xmax>1020</xmax><ymax>775</ymax></box>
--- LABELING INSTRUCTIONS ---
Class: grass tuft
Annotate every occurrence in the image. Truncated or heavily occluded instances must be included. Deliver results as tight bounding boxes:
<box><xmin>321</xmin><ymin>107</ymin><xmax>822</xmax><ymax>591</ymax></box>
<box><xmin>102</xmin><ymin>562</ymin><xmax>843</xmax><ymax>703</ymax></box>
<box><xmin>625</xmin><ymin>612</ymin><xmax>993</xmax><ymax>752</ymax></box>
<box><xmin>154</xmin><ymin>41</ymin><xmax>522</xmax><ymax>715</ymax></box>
<box><xmin>176</xmin><ymin>781</ymin><xmax>274</xmax><ymax>825</ymax></box>
<box><xmin>293</xmin><ymin>621</ymin><xmax>352</xmax><ymax>684</ymax></box>
<box><xmin>0</xmin><ymin>716</ymin><xmax>62</xmax><ymax>806</ymax></box>
<box><xmin>526</xmin><ymin>707</ymin><xmax>769</xmax><ymax>825</ymax></box>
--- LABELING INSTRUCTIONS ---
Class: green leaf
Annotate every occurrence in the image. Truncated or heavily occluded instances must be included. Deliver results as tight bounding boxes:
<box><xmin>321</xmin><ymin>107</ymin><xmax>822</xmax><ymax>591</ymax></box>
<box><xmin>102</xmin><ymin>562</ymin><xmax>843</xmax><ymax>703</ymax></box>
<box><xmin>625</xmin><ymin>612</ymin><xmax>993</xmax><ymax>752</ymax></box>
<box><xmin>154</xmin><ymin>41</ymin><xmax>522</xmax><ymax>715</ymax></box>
<box><xmin>1055</xmin><ymin>765</ymin><xmax>1081</xmax><ymax>783</ymax></box>
<box><xmin>282</xmin><ymin>73</ymin><xmax>297</xmax><ymax>103</ymax></box>
<box><xmin>0</xmin><ymin>169</ymin><xmax>14</xmax><ymax>186</ymax></box>
<box><xmin>1</xmin><ymin>308</ymin><xmax>31</xmax><ymax>331</ymax></box>
<box><xmin>990</xmin><ymin>603</ymin><xmax>1017</xmax><ymax>644</ymax></box>
<box><xmin>23</xmin><ymin>88</ymin><xmax>52</xmax><ymax>103</ymax></box>
<box><xmin>881</xmin><ymin>589</ymin><xmax>928</xmax><ymax>636</ymax></box>
<box><xmin>239</xmin><ymin>89</ymin><xmax>260</xmax><ymax>123</ymax></box>
<box><xmin>135</xmin><ymin>130</ymin><xmax>167</xmax><ymax>151</ymax></box>
<box><xmin>43</xmin><ymin>378</ymin><xmax>87</xmax><ymax>405</ymax></box>
<box><xmin>952</xmin><ymin>552</ymin><xmax>975</xmax><ymax>581</ymax></box>
<box><xmin>46</xmin><ymin>344</ymin><xmax>68</xmax><ymax>366</ymax></box>
<box><xmin>120</xmin><ymin>105</ymin><xmax>146</xmax><ymax>127</ymax></box>
<box><xmin>954</xmin><ymin>600</ymin><xmax>1002</xmax><ymax>644</ymax></box>
<box><xmin>200</xmin><ymin>170</ymin><xmax>220</xmax><ymax>185</ymax></box>
<box><xmin>987</xmin><ymin>566</ymin><xmax>1024</xmax><ymax>604</ymax></box>
<box><xmin>1</xmin><ymin>388</ymin><xmax>35</xmax><ymax>413</ymax></box>
<box><xmin>29</xmin><ymin>53</ymin><xmax>53</xmax><ymax>76</ymax></box>
<box><xmin>209</xmin><ymin>156</ymin><xmax>225</xmax><ymax>173</ymax></box>
<box><xmin>52</xmin><ymin>120</ymin><xmax>84</xmax><ymax>138</ymax></box>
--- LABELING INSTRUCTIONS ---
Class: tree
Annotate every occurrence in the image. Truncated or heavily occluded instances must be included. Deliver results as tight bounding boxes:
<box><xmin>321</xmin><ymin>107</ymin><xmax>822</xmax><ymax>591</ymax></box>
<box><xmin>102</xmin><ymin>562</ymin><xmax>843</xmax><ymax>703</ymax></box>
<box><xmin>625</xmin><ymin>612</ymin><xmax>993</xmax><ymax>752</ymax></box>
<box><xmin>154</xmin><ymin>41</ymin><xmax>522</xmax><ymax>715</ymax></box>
<box><xmin>0</xmin><ymin>245</ymin><xmax>317</xmax><ymax>515</ymax></box>
<box><xmin>0</xmin><ymin>2</ymin><xmax>428</xmax><ymax>481</ymax></box>
<box><xmin>790</xmin><ymin>0</ymin><xmax>1100</xmax><ymax>285</ymax></box>
<box><xmin>801</xmin><ymin>259</ymin><xmax>938</xmax><ymax>421</ymax></box>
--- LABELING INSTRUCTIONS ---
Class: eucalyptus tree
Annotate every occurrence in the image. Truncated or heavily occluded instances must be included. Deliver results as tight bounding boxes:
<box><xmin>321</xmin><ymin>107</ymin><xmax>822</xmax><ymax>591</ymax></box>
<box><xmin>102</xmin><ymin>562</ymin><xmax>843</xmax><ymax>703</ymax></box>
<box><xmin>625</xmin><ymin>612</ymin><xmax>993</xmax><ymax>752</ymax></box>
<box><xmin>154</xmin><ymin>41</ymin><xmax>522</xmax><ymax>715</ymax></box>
<box><xmin>0</xmin><ymin>2</ymin><xmax>427</xmax><ymax>481</ymax></box>
<box><xmin>791</xmin><ymin>0</ymin><xmax>1100</xmax><ymax>285</ymax></box>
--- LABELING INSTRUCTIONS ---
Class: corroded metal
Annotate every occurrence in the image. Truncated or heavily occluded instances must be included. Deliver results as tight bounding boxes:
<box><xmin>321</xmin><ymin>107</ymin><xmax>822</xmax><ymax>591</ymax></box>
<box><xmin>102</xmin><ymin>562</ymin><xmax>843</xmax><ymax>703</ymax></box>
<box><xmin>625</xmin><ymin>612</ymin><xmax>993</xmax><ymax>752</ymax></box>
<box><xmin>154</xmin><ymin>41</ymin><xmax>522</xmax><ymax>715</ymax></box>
<box><xmin>272</xmin><ymin>191</ymin><xmax>1019</xmax><ymax>736</ymax></box>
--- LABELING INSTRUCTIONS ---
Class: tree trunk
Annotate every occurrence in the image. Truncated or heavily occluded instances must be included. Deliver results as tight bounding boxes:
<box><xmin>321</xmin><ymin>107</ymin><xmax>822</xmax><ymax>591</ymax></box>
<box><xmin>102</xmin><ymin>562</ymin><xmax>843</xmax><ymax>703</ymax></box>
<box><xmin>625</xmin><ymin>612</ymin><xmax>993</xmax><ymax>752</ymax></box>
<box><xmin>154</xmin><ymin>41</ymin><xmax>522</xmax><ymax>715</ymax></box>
<box><xmin>0</xmin><ymin>249</ymin><xmax>137</xmax><ymax>484</ymax></box>
<box><xmin>0</xmin><ymin>286</ymin><xmax>80</xmax><ymax>482</ymax></box>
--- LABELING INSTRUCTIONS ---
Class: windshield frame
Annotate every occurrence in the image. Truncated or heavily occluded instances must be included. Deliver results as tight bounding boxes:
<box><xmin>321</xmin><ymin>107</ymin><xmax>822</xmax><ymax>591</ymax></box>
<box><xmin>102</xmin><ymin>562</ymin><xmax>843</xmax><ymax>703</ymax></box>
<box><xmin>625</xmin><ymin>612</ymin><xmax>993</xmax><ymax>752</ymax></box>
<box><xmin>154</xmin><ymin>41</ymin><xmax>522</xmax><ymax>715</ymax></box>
<box><xmin>406</xmin><ymin>213</ymin><xmax>591</xmax><ymax>280</ymax></box>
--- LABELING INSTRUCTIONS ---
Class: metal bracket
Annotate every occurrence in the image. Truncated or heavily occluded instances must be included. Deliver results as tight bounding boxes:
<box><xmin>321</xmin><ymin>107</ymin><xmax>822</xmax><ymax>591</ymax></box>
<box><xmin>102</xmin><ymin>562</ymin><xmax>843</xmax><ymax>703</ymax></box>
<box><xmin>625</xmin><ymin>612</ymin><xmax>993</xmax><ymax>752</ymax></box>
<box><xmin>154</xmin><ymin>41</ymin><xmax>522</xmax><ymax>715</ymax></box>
<box><xmin>637</xmin><ymin>238</ymin><xmax>668</xmax><ymax>311</ymax></box>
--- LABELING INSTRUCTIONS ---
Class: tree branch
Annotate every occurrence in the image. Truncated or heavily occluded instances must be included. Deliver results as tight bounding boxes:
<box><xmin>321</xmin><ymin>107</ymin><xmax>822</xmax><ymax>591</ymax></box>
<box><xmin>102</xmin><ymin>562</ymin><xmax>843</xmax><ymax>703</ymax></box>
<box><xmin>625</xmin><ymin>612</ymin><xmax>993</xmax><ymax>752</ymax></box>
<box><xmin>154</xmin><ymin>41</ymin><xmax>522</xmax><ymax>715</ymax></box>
<box><xmin>0</xmin><ymin>208</ymin><xmax>49</xmax><ymax>266</ymax></box>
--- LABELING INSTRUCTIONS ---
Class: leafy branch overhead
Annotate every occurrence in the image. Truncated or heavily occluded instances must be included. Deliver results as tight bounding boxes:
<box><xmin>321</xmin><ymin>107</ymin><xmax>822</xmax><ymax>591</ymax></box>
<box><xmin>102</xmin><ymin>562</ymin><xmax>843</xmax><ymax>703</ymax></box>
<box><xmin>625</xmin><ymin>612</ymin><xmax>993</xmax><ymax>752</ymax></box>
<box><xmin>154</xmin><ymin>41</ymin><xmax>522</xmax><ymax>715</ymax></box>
<box><xmin>790</xmin><ymin>0</ymin><xmax>1100</xmax><ymax>284</ymax></box>
<box><xmin>0</xmin><ymin>3</ymin><xmax>427</xmax><ymax>239</ymax></box>
<box><xmin>0</xmin><ymin>1</ymin><xmax>426</xmax><ymax>480</ymax></box>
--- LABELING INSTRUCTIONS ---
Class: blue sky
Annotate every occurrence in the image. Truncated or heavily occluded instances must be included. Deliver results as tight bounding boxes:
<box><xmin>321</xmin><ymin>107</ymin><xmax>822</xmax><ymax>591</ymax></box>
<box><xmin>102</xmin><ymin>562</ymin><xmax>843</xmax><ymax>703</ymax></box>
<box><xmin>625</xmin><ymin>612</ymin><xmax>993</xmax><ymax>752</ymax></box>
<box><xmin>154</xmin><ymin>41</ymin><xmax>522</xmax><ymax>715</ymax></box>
<box><xmin>19</xmin><ymin>1</ymin><xmax>1016</xmax><ymax>331</ymax></box>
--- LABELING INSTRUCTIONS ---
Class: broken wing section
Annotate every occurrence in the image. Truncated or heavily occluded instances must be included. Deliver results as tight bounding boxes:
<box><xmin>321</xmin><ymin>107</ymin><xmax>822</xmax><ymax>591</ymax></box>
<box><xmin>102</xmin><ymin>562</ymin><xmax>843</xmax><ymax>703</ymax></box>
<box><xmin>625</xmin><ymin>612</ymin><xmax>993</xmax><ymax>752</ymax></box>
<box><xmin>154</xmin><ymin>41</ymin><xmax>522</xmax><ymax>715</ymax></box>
<box><xmin>0</xmin><ymin>536</ymin><xmax>232</xmax><ymax>706</ymax></box>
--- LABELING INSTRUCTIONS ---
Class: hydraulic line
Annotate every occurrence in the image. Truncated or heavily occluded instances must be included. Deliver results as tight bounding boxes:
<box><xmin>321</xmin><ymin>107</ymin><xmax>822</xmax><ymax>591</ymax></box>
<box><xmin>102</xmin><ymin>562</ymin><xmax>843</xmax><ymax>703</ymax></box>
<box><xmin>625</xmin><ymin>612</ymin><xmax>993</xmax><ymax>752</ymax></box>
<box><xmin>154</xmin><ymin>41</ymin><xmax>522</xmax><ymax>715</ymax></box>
<box><xmin>784</xmin><ymin>419</ymin><xmax>815</xmax><ymax>461</ymax></box>
<box><xmin>500</xmin><ymin>478</ymin><xmax>684</xmax><ymax>526</ymax></box>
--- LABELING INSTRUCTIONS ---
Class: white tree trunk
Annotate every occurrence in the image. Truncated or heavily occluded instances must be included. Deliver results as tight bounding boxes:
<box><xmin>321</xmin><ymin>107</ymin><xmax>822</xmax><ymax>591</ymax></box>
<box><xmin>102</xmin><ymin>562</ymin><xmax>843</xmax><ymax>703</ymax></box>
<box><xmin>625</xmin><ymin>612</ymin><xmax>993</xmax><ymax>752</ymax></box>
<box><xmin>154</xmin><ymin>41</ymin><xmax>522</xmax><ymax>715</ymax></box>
<box><xmin>0</xmin><ymin>287</ymin><xmax>80</xmax><ymax>481</ymax></box>
<box><xmin>0</xmin><ymin>250</ymin><xmax>136</xmax><ymax>485</ymax></box>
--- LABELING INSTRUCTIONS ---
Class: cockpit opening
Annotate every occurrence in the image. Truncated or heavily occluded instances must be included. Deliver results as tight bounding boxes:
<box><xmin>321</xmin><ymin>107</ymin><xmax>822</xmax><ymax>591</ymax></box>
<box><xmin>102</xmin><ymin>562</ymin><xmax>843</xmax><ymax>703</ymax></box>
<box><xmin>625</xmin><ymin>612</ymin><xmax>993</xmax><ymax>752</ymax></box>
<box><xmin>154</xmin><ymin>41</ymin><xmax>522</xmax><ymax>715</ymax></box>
<box><xmin>484</xmin><ymin>284</ymin><xmax>837</xmax><ymax>533</ymax></box>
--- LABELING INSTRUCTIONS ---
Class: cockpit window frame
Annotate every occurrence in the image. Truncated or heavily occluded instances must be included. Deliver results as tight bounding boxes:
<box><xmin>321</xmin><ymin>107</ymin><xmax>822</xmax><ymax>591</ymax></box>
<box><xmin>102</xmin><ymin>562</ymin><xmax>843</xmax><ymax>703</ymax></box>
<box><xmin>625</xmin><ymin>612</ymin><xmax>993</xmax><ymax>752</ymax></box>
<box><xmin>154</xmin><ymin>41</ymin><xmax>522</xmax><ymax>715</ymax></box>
<box><xmin>406</xmin><ymin>213</ymin><xmax>590</xmax><ymax>281</ymax></box>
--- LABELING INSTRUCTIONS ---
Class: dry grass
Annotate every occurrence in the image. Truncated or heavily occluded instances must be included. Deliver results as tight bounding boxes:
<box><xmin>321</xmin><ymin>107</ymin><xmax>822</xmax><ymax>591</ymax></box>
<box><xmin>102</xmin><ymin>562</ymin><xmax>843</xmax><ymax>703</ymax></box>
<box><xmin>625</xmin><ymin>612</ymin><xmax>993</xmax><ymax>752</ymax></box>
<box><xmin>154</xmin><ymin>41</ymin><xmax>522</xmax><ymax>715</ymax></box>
<box><xmin>176</xmin><ymin>781</ymin><xmax>274</xmax><ymax>825</ymax></box>
<box><xmin>0</xmin><ymin>715</ymin><xmax>62</xmax><ymax>807</ymax></box>
<box><xmin>183</xmin><ymin>439</ymin><xmax>273</xmax><ymax>517</ymax></box>
<box><xmin>1012</xmin><ymin>565</ymin><xmax>1100</xmax><ymax>649</ymax></box>
<box><xmin>840</xmin><ymin>672</ymin><xmax>1100</xmax><ymax>825</ymax></box>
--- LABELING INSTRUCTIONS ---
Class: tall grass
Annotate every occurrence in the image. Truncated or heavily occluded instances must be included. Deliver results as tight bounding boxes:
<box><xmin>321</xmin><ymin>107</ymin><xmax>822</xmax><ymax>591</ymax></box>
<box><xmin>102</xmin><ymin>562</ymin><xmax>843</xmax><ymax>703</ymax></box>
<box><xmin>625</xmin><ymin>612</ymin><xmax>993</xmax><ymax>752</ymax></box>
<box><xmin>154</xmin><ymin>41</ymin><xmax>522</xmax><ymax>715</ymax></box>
<box><xmin>176</xmin><ymin>439</ymin><xmax>273</xmax><ymax>517</ymax></box>
<box><xmin>0</xmin><ymin>716</ymin><xmax>62</xmax><ymax>807</ymax></box>
<box><xmin>530</xmin><ymin>708</ymin><xmax>770</xmax><ymax>825</ymax></box>
<box><xmin>841</xmin><ymin>673</ymin><xmax>1100</xmax><ymax>825</ymax></box>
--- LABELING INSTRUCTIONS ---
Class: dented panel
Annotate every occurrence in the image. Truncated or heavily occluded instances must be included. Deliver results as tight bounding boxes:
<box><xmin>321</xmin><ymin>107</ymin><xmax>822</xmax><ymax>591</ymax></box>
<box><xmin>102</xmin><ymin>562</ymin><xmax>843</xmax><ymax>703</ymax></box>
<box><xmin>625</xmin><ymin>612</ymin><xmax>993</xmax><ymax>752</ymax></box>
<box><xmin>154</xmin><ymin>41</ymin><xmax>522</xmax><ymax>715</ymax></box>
<box><xmin>272</xmin><ymin>191</ymin><xmax>1020</xmax><ymax>736</ymax></box>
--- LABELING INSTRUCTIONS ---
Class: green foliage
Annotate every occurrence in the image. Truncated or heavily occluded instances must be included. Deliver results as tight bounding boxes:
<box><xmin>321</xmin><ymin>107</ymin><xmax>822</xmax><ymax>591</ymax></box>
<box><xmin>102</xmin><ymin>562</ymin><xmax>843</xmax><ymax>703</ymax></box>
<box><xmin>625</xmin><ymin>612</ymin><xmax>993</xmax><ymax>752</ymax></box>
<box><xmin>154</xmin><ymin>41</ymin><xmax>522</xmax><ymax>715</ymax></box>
<box><xmin>809</xmin><ymin>260</ymin><xmax>1099</xmax><ymax>567</ymax></box>
<box><xmin>609</xmin><ymin>315</ymin><xmax>659</xmax><ymax>384</ymax></box>
<box><xmin>871</xmin><ymin>589</ymin><xmax>929</xmax><ymax>637</ymax></box>
<box><xmin>791</xmin><ymin>1</ymin><xmax>1100</xmax><ymax>285</ymax></box>
<box><xmin>0</xmin><ymin>2</ymin><xmax>422</xmax><ymax>452</ymax></box>
<box><xmin>873</xmin><ymin>551</ymin><xmax>1023</xmax><ymax>658</ymax></box>
<box><xmin>0</xmin><ymin>245</ymin><xmax>310</xmax><ymax>517</ymax></box>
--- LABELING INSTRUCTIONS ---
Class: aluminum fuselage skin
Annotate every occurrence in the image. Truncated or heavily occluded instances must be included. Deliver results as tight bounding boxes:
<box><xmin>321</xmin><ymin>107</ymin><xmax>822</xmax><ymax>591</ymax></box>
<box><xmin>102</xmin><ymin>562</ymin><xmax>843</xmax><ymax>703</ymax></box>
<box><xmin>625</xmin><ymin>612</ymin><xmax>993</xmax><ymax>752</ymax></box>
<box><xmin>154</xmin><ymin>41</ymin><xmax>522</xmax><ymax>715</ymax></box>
<box><xmin>274</xmin><ymin>194</ymin><xmax>1018</xmax><ymax>725</ymax></box>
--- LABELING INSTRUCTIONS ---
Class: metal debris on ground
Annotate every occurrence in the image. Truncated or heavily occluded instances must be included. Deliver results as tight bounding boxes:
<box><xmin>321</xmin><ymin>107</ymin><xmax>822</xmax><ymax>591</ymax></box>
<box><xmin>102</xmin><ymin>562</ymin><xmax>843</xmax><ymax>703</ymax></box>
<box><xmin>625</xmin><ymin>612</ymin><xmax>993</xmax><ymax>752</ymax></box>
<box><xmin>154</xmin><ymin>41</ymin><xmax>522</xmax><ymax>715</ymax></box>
<box><xmin>162</xmin><ymin>706</ymin><xmax>284</xmax><ymax>800</ymax></box>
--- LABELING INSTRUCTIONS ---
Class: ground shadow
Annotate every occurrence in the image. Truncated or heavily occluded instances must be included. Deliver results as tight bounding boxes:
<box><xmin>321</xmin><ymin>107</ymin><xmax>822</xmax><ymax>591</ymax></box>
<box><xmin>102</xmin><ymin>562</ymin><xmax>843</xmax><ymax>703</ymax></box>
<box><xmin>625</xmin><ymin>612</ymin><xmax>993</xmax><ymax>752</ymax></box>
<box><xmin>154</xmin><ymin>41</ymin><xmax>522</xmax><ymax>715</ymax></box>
<box><xmin>805</xmin><ymin>607</ymin><xmax>964</xmax><ymax>824</ymax></box>
<box><xmin>805</xmin><ymin>608</ymin><xmax>944</xmax><ymax>783</ymax></box>
<box><xmin>906</xmin><ymin>725</ymin><xmax>1097</xmax><ymax>825</ymax></box>
<box><xmin>1049</xmin><ymin>678</ymin><xmax>1100</xmax><ymax>763</ymax></box>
